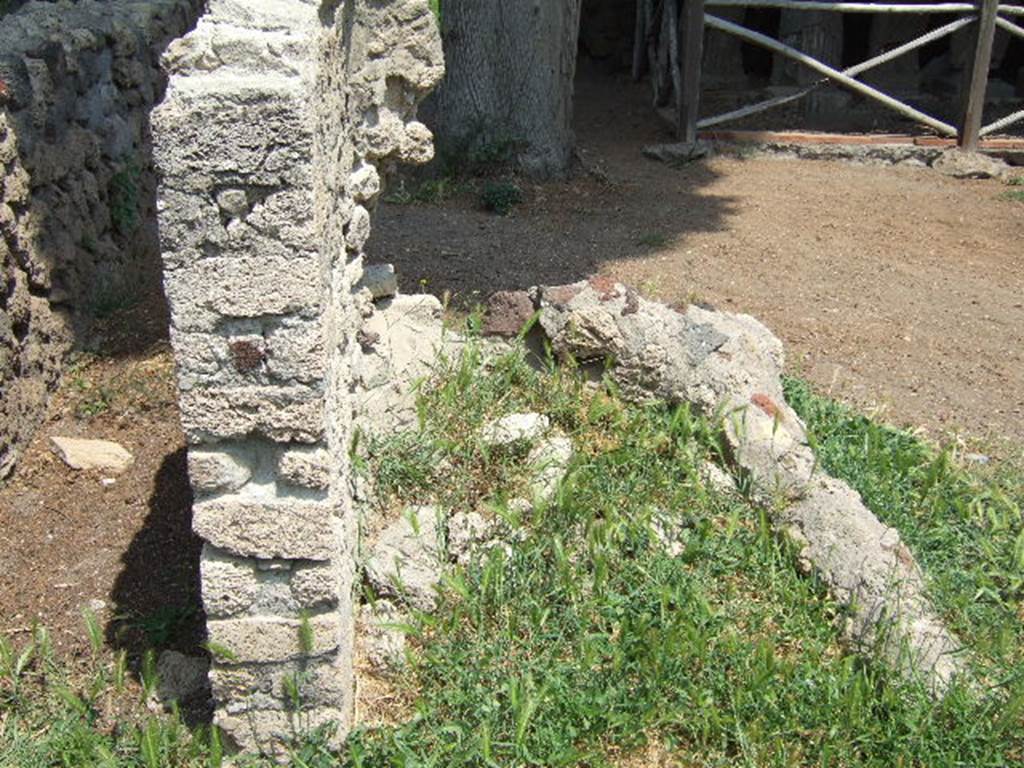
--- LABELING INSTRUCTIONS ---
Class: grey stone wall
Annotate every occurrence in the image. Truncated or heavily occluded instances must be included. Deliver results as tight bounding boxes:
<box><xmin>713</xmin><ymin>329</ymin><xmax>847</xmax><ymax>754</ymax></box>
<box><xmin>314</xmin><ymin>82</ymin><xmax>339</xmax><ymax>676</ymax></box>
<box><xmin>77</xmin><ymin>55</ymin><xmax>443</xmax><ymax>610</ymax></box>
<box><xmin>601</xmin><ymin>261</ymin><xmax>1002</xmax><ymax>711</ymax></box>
<box><xmin>152</xmin><ymin>0</ymin><xmax>442</xmax><ymax>754</ymax></box>
<box><xmin>0</xmin><ymin>0</ymin><xmax>202</xmax><ymax>478</ymax></box>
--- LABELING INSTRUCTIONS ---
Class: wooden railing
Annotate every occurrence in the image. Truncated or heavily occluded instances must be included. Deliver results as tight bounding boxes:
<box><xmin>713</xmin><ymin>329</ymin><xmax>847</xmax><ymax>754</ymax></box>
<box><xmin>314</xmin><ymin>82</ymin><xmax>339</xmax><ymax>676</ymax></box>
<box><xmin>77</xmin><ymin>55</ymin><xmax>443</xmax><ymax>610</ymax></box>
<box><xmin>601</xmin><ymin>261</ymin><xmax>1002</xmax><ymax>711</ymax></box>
<box><xmin>634</xmin><ymin>0</ymin><xmax>1024</xmax><ymax>148</ymax></box>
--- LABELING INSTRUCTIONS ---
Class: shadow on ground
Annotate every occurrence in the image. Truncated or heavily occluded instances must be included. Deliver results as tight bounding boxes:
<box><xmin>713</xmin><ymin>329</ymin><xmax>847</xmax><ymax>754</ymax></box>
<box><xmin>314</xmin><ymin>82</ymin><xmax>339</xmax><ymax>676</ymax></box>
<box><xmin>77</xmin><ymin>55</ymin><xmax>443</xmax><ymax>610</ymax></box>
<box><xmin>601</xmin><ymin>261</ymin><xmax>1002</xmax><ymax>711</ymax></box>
<box><xmin>106</xmin><ymin>447</ymin><xmax>205</xmax><ymax>661</ymax></box>
<box><xmin>369</xmin><ymin>71</ymin><xmax>737</xmax><ymax>308</ymax></box>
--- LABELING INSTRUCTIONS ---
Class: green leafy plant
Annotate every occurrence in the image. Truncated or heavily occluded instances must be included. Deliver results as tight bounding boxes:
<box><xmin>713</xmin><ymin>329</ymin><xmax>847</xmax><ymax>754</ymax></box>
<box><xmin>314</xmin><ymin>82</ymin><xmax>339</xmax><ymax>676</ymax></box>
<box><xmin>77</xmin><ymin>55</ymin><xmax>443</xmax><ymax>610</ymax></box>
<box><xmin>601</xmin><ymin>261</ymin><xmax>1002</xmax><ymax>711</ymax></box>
<box><xmin>480</xmin><ymin>180</ymin><xmax>523</xmax><ymax>215</ymax></box>
<box><xmin>636</xmin><ymin>232</ymin><xmax>670</xmax><ymax>249</ymax></box>
<box><xmin>109</xmin><ymin>162</ymin><xmax>142</xmax><ymax>236</ymax></box>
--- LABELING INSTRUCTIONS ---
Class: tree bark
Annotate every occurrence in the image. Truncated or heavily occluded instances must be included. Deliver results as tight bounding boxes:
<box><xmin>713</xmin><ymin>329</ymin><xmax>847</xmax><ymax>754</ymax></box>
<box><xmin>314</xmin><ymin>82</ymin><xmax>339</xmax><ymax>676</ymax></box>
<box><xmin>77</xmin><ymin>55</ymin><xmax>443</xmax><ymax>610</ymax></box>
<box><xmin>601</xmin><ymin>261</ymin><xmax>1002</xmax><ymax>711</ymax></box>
<box><xmin>423</xmin><ymin>0</ymin><xmax>583</xmax><ymax>178</ymax></box>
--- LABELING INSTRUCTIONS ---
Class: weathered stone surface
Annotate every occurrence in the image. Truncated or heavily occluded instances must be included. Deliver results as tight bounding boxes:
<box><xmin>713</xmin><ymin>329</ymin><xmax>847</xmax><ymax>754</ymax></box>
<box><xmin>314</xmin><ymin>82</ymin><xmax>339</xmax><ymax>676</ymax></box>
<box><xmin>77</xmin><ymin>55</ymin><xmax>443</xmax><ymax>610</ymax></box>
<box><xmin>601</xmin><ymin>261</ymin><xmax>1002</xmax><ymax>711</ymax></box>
<box><xmin>207</xmin><ymin>614</ymin><xmax>341</xmax><ymax>664</ymax></box>
<box><xmin>931</xmin><ymin>149</ymin><xmax>1010</xmax><ymax>180</ymax></box>
<box><xmin>447</xmin><ymin>511</ymin><xmax>498</xmax><ymax>565</ymax></box>
<box><xmin>483</xmin><ymin>290</ymin><xmax>536</xmax><ymax>337</ymax></box>
<box><xmin>201</xmin><ymin>545</ymin><xmax>342</xmax><ymax>618</ymax></box>
<box><xmin>359</xmin><ymin>599</ymin><xmax>407</xmax><ymax>671</ymax></box>
<box><xmin>179</xmin><ymin>386</ymin><xmax>324</xmax><ymax>444</ymax></box>
<box><xmin>193</xmin><ymin>498</ymin><xmax>336</xmax><ymax>561</ymax></box>
<box><xmin>0</xmin><ymin>0</ymin><xmax>203</xmax><ymax>478</ymax></box>
<box><xmin>365</xmin><ymin>506</ymin><xmax>444</xmax><ymax>611</ymax></box>
<box><xmin>49</xmin><ymin>437</ymin><xmax>134</xmax><ymax>474</ymax></box>
<box><xmin>154</xmin><ymin>650</ymin><xmax>210</xmax><ymax>708</ymax></box>
<box><xmin>200</xmin><ymin>546</ymin><xmax>262</xmax><ymax>618</ymax></box>
<box><xmin>211</xmin><ymin>655</ymin><xmax>349</xmax><ymax>713</ymax></box>
<box><xmin>188</xmin><ymin>449</ymin><xmax>251</xmax><ymax>494</ymax></box>
<box><xmin>536</xmin><ymin>280</ymin><xmax>965</xmax><ymax>690</ymax></box>
<box><xmin>538</xmin><ymin>280</ymin><xmax>807</xmax><ymax>498</ymax></box>
<box><xmin>651</xmin><ymin>513</ymin><xmax>686</xmax><ymax>558</ymax></box>
<box><xmin>278</xmin><ymin>447</ymin><xmax>331</xmax><ymax>491</ymax></box>
<box><xmin>780</xmin><ymin>476</ymin><xmax>965</xmax><ymax>690</ymax></box>
<box><xmin>290</xmin><ymin>561</ymin><xmax>342</xmax><ymax>610</ymax></box>
<box><xmin>156</xmin><ymin>0</ymin><xmax>444</xmax><ymax>752</ymax></box>
<box><xmin>354</xmin><ymin>294</ymin><xmax>446</xmax><ymax>435</ymax></box>
<box><xmin>482</xmin><ymin>413</ymin><xmax>551</xmax><ymax>447</ymax></box>
<box><xmin>700</xmin><ymin>460</ymin><xmax>736</xmax><ymax>494</ymax></box>
<box><xmin>217</xmin><ymin>707</ymin><xmax>348</xmax><ymax>758</ymax></box>
<box><xmin>526</xmin><ymin>432</ymin><xmax>574</xmax><ymax>503</ymax></box>
<box><xmin>357</xmin><ymin>263</ymin><xmax>398</xmax><ymax>301</ymax></box>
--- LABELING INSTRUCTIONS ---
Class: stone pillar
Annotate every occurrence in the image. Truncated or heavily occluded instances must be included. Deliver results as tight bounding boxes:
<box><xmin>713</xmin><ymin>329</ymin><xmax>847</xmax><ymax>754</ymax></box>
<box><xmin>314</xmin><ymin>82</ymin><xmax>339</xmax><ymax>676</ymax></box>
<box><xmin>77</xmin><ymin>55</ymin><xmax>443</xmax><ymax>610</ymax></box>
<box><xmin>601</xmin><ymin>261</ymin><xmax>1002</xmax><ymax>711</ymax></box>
<box><xmin>152</xmin><ymin>0</ymin><xmax>442</xmax><ymax>755</ymax></box>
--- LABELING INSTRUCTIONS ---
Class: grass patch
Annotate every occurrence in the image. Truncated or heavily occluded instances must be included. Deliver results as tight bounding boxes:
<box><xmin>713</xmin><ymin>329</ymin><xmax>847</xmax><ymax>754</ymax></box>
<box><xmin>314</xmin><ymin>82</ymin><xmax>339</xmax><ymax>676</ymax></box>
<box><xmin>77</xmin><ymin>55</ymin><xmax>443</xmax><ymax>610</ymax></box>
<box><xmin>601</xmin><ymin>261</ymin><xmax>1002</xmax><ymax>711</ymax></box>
<box><xmin>63</xmin><ymin>350</ymin><xmax>177</xmax><ymax>422</ymax></box>
<box><xmin>784</xmin><ymin>378</ymin><xmax>1024</xmax><ymax>673</ymax></box>
<box><xmin>1000</xmin><ymin>188</ymin><xmax>1024</xmax><ymax>203</ymax></box>
<box><xmin>345</xmin><ymin>345</ymin><xmax>1024</xmax><ymax>766</ymax></box>
<box><xmin>0</xmin><ymin>622</ymin><xmax>221</xmax><ymax>768</ymax></box>
<box><xmin>383</xmin><ymin>177</ymin><xmax>462</xmax><ymax>206</ymax></box>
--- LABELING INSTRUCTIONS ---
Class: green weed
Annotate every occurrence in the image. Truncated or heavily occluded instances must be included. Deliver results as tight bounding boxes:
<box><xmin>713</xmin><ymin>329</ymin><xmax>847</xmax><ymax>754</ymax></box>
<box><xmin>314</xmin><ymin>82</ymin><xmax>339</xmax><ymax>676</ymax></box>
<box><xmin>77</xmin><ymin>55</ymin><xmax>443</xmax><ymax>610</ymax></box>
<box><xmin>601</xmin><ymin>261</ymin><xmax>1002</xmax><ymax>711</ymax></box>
<box><xmin>383</xmin><ymin>177</ymin><xmax>461</xmax><ymax>206</ymax></box>
<box><xmin>480</xmin><ymin>180</ymin><xmax>523</xmax><ymax>215</ymax></box>
<box><xmin>109</xmin><ymin>162</ymin><xmax>142</xmax><ymax>236</ymax></box>
<box><xmin>636</xmin><ymin>232</ymin><xmax>670</xmax><ymax>249</ymax></box>
<box><xmin>785</xmin><ymin>377</ymin><xmax>1024</xmax><ymax>672</ymax></box>
<box><xmin>5</xmin><ymin>338</ymin><xmax>1023</xmax><ymax>766</ymax></box>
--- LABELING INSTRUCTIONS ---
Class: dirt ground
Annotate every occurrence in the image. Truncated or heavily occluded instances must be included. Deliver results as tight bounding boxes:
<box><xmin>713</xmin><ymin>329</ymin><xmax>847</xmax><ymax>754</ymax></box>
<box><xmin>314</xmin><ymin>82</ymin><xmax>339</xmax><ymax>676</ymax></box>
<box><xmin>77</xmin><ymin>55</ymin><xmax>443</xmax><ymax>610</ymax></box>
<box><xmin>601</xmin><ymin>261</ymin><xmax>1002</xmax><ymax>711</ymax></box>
<box><xmin>370</xmin><ymin>72</ymin><xmax>1024</xmax><ymax>450</ymax></box>
<box><xmin>0</xmin><ymin>298</ymin><xmax>204</xmax><ymax>664</ymax></box>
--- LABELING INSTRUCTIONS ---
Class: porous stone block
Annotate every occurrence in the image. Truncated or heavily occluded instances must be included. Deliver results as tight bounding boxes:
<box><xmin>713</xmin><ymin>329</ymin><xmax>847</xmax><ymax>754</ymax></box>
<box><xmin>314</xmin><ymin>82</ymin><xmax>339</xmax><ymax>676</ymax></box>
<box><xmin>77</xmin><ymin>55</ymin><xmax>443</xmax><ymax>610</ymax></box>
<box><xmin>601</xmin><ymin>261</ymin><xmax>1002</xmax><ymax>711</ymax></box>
<box><xmin>207</xmin><ymin>614</ymin><xmax>341</xmax><ymax>664</ymax></box>
<box><xmin>290</xmin><ymin>560</ymin><xmax>342</xmax><ymax>609</ymax></box>
<box><xmin>216</xmin><ymin>707</ymin><xmax>348</xmax><ymax>757</ymax></box>
<box><xmin>201</xmin><ymin>546</ymin><xmax>261</xmax><ymax>617</ymax></box>
<box><xmin>193</xmin><ymin>498</ymin><xmax>336</xmax><ymax>561</ymax></box>
<box><xmin>265</xmin><ymin>320</ymin><xmax>327</xmax><ymax>384</ymax></box>
<box><xmin>211</xmin><ymin>655</ymin><xmax>350</xmax><ymax>712</ymax></box>
<box><xmin>179</xmin><ymin>385</ymin><xmax>325</xmax><ymax>444</ymax></box>
<box><xmin>163</xmin><ymin>246</ymin><xmax>323</xmax><ymax>333</ymax></box>
<box><xmin>188</xmin><ymin>448</ymin><xmax>252</xmax><ymax>494</ymax></box>
<box><xmin>49</xmin><ymin>437</ymin><xmax>134</xmax><ymax>474</ymax></box>
<box><xmin>356</xmin><ymin>263</ymin><xmax>398</xmax><ymax>301</ymax></box>
<box><xmin>482</xmin><ymin>413</ymin><xmax>551</xmax><ymax>447</ymax></box>
<box><xmin>278</xmin><ymin>447</ymin><xmax>331</xmax><ymax>491</ymax></box>
<box><xmin>201</xmin><ymin>546</ymin><xmax>342</xmax><ymax>618</ymax></box>
<box><xmin>349</xmin><ymin>161</ymin><xmax>381</xmax><ymax>203</ymax></box>
<box><xmin>152</xmin><ymin>78</ymin><xmax>313</xmax><ymax>195</ymax></box>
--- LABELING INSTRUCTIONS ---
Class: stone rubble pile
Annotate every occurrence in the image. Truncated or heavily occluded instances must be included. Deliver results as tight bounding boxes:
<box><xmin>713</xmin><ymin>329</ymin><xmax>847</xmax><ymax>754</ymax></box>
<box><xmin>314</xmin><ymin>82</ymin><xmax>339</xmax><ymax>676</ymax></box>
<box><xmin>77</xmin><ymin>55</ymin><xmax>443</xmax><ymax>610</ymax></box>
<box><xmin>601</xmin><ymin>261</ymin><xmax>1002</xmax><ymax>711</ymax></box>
<box><xmin>356</xmin><ymin>398</ymin><xmax>576</xmax><ymax>673</ymax></box>
<box><xmin>480</xmin><ymin>278</ymin><xmax>967</xmax><ymax>692</ymax></box>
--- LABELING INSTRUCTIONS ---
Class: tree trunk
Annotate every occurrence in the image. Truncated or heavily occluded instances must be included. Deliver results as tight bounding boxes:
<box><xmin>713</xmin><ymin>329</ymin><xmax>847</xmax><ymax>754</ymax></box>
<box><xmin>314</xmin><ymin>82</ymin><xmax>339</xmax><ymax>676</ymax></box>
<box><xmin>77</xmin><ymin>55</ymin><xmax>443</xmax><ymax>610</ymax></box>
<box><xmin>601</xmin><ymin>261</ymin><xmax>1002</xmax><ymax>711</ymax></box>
<box><xmin>424</xmin><ymin>0</ymin><xmax>583</xmax><ymax>178</ymax></box>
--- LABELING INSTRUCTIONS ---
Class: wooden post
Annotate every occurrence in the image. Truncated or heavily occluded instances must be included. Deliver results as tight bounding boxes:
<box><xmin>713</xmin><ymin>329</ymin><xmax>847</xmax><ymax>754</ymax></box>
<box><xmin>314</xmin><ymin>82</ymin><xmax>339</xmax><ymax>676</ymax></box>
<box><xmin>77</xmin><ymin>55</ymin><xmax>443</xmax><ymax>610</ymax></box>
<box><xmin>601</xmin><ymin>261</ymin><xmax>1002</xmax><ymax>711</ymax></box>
<box><xmin>958</xmin><ymin>0</ymin><xmax>999</xmax><ymax>149</ymax></box>
<box><xmin>678</xmin><ymin>0</ymin><xmax>706</xmax><ymax>142</ymax></box>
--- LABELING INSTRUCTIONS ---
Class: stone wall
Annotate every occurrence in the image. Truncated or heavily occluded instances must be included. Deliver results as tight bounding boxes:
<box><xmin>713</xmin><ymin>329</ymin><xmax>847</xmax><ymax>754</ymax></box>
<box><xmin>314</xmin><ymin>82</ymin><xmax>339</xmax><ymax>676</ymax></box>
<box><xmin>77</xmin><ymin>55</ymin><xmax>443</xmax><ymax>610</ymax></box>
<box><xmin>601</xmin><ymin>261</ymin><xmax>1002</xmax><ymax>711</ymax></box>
<box><xmin>0</xmin><ymin>0</ymin><xmax>202</xmax><ymax>478</ymax></box>
<box><xmin>152</xmin><ymin>0</ymin><xmax>443</xmax><ymax>754</ymax></box>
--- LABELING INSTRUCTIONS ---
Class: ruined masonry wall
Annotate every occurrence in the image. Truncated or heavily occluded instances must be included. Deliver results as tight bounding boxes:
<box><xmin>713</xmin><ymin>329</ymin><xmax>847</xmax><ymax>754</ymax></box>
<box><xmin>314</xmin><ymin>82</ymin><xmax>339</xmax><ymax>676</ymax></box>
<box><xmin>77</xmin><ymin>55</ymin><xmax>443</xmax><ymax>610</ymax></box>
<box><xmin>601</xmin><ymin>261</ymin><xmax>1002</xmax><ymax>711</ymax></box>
<box><xmin>0</xmin><ymin>0</ymin><xmax>202</xmax><ymax>478</ymax></box>
<box><xmin>152</xmin><ymin>0</ymin><xmax>443</xmax><ymax>754</ymax></box>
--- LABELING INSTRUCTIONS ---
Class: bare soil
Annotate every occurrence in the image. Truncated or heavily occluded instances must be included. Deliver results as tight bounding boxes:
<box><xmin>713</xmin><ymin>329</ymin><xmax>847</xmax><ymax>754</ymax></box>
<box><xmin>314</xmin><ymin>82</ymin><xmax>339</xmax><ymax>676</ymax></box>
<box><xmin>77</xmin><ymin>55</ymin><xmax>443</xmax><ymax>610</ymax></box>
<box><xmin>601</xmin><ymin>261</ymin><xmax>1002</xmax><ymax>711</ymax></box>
<box><xmin>370</xmin><ymin>72</ymin><xmax>1024</xmax><ymax>448</ymax></box>
<box><xmin>0</xmin><ymin>297</ymin><xmax>204</xmax><ymax>664</ymax></box>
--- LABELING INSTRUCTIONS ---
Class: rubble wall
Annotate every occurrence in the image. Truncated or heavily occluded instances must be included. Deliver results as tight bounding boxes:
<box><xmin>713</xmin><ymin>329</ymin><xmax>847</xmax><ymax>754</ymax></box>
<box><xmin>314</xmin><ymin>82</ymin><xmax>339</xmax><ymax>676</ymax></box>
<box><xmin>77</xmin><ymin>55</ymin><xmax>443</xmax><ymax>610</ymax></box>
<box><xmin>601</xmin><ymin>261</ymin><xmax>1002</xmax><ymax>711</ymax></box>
<box><xmin>0</xmin><ymin>0</ymin><xmax>203</xmax><ymax>478</ymax></box>
<box><xmin>152</xmin><ymin>0</ymin><xmax>442</xmax><ymax>754</ymax></box>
